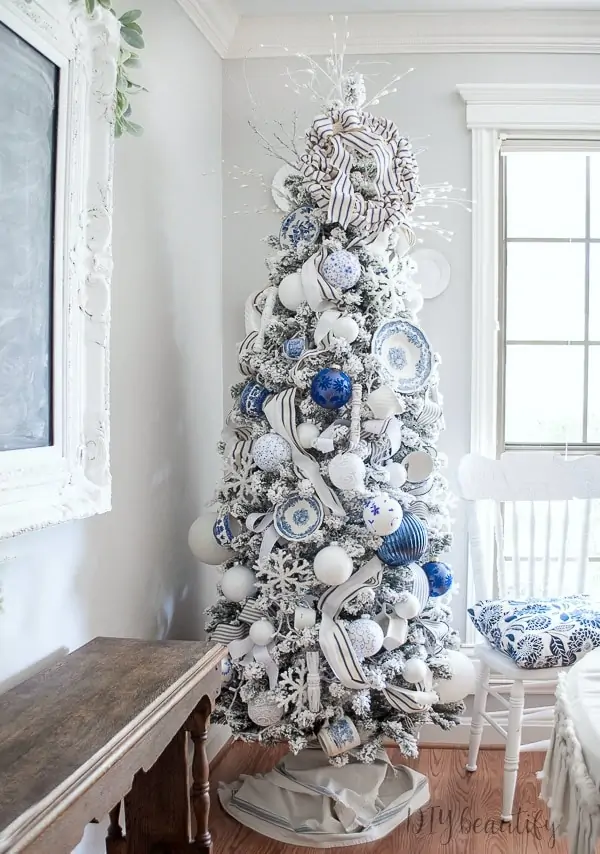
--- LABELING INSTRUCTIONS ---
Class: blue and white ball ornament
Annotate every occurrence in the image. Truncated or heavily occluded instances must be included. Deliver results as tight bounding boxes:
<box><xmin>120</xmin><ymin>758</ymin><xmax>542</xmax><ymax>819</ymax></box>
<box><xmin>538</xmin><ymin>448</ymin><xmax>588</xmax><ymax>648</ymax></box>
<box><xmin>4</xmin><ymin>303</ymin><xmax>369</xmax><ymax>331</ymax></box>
<box><xmin>422</xmin><ymin>561</ymin><xmax>453</xmax><ymax>597</ymax></box>
<box><xmin>346</xmin><ymin>616</ymin><xmax>385</xmax><ymax>660</ymax></box>
<box><xmin>282</xmin><ymin>337</ymin><xmax>306</xmax><ymax>360</ymax></box>
<box><xmin>240</xmin><ymin>381</ymin><xmax>270</xmax><ymax>418</ymax></box>
<box><xmin>363</xmin><ymin>494</ymin><xmax>403</xmax><ymax>536</ymax></box>
<box><xmin>321</xmin><ymin>250</ymin><xmax>362</xmax><ymax>291</ymax></box>
<box><xmin>253</xmin><ymin>433</ymin><xmax>292</xmax><ymax>472</ymax></box>
<box><xmin>377</xmin><ymin>512</ymin><xmax>428</xmax><ymax>567</ymax></box>
<box><xmin>311</xmin><ymin>368</ymin><xmax>352</xmax><ymax>410</ymax></box>
<box><xmin>221</xmin><ymin>656</ymin><xmax>234</xmax><ymax>686</ymax></box>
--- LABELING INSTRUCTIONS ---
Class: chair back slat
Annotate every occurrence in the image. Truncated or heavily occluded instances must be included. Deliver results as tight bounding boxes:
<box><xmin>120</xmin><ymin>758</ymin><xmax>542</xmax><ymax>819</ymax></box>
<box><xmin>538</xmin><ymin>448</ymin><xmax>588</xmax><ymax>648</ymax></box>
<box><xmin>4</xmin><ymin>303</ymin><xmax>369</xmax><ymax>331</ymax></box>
<box><xmin>557</xmin><ymin>500</ymin><xmax>569</xmax><ymax>597</ymax></box>
<box><xmin>542</xmin><ymin>501</ymin><xmax>552</xmax><ymax>598</ymax></box>
<box><xmin>578</xmin><ymin>498</ymin><xmax>592</xmax><ymax>593</ymax></box>
<box><xmin>458</xmin><ymin>452</ymin><xmax>600</xmax><ymax>605</ymax></box>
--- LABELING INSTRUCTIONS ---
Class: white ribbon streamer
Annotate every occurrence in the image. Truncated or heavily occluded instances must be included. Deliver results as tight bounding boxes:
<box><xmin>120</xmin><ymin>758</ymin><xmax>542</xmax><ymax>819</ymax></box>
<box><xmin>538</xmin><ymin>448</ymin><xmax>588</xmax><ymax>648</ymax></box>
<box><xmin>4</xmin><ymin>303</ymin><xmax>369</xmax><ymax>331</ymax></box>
<box><xmin>229</xmin><ymin>636</ymin><xmax>279</xmax><ymax>691</ymax></box>
<box><xmin>301</xmin><ymin>249</ymin><xmax>339</xmax><ymax>311</ymax></box>
<box><xmin>246</xmin><ymin>511</ymin><xmax>280</xmax><ymax>562</ymax></box>
<box><xmin>263</xmin><ymin>389</ymin><xmax>345</xmax><ymax>517</ymax></box>
<box><xmin>318</xmin><ymin>558</ymin><xmax>438</xmax><ymax>713</ymax></box>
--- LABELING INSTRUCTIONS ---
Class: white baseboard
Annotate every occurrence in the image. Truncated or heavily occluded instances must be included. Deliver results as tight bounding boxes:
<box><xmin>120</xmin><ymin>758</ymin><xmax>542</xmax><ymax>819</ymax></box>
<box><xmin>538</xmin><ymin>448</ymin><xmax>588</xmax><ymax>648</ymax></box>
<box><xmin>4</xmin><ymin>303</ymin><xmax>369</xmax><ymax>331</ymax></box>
<box><xmin>420</xmin><ymin>716</ymin><xmax>551</xmax><ymax>747</ymax></box>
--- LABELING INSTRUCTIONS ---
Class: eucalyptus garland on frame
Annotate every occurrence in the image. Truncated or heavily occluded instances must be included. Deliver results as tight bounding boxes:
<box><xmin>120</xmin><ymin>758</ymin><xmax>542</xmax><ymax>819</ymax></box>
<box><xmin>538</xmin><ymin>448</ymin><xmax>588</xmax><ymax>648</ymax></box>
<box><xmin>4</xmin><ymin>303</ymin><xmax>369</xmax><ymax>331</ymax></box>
<box><xmin>72</xmin><ymin>0</ymin><xmax>146</xmax><ymax>137</ymax></box>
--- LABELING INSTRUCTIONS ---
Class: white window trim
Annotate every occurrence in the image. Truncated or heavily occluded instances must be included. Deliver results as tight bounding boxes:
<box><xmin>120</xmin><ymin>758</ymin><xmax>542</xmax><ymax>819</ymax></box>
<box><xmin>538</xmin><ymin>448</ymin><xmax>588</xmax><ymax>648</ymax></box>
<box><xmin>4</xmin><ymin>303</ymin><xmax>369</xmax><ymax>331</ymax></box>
<box><xmin>457</xmin><ymin>84</ymin><xmax>600</xmax><ymax>460</ymax></box>
<box><xmin>457</xmin><ymin>85</ymin><xmax>600</xmax><ymax>644</ymax></box>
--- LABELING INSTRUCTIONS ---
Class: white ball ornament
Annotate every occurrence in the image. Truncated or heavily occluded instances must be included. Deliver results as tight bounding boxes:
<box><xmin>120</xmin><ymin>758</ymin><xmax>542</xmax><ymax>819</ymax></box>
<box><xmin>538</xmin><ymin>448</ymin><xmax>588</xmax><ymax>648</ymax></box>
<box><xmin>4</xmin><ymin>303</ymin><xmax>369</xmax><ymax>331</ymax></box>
<box><xmin>434</xmin><ymin>650</ymin><xmax>476</xmax><ymax>704</ymax></box>
<box><xmin>221</xmin><ymin>564</ymin><xmax>257</xmax><ymax>603</ymax></box>
<box><xmin>188</xmin><ymin>513</ymin><xmax>233</xmax><ymax>565</ymax></box>
<box><xmin>249</xmin><ymin>618</ymin><xmax>276</xmax><ymax>647</ymax></box>
<box><xmin>347</xmin><ymin>616</ymin><xmax>385</xmax><ymax>660</ymax></box>
<box><xmin>363</xmin><ymin>495</ymin><xmax>404</xmax><ymax>536</ymax></box>
<box><xmin>331</xmin><ymin>315</ymin><xmax>360</xmax><ymax>343</ymax></box>
<box><xmin>247</xmin><ymin>692</ymin><xmax>284</xmax><ymax>726</ymax></box>
<box><xmin>385</xmin><ymin>462</ymin><xmax>408</xmax><ymax>488</ymax></box>
<box><xmin>313</xmin><ymin>545</ymin><xmax>353</xmax><ymax>586</ymax></box>
<box><xmin>403</xmin><ymin>658</ymin><xmax>429</xmax><ymax>685</ymax></box>
<box><xmin>297</xmin><ymin>422</ymin><xmax>320</xmax><ymax>449</ymax></box>
<box><xmin>278</xmin><ymin>272</ymin><xmax>304</xmax><ymax>310</ymax></box>
<box><xmin>394</xmin><ymin>592</ymin><xmax>422</xmax><ymax>619</ymax></box>
<box><xmin>328</xmin><ymin>452</ymin><xmax>366</xmax><ymax>492</ymax></box>
<box><xmin>253</xmin><ymin>433</ymin><xmax>292</xmax><ymax>472</ymax></box>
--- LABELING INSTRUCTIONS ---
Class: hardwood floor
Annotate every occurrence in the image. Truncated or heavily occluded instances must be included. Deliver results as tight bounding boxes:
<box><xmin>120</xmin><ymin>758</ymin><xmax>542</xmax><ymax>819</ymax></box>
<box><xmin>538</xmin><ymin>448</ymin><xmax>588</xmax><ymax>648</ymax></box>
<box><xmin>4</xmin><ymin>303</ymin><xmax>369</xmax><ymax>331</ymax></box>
<box><xmin>210</xmin><ymin>744</ymin><xmax>565</xmax><ymax>853</ymax></box>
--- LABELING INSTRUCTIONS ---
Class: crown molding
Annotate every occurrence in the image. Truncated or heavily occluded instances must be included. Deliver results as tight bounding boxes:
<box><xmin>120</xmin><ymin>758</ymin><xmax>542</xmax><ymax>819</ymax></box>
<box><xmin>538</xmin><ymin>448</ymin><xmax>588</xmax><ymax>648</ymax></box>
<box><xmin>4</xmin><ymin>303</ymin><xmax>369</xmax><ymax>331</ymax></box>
<box><xmin>227</xmin><ymin>11</ymin><xmax>600</xmax><ymax>58</ymax></box>
<box><xmin>175</xmin><ymin>0</ymin><xmax>238</xmax><ymax>58</ymax></box>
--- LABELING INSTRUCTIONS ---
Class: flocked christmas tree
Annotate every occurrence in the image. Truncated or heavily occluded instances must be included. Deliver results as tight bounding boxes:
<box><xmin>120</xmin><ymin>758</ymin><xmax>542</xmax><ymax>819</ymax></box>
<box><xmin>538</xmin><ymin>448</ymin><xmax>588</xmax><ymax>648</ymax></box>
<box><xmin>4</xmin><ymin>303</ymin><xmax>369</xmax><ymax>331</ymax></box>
<box><xmin>189</xmin><ymin>54</ymin><xmax>474</xmax><ymax>772</ymax></box>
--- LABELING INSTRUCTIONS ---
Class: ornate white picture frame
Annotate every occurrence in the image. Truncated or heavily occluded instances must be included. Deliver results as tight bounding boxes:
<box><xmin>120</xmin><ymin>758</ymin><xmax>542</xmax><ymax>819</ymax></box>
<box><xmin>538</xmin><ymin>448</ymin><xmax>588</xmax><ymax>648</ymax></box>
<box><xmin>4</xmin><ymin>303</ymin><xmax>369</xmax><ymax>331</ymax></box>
<box><xmin>0</xmin><ymin>0</ymin><xmax>119</xmax><ymax>538</ymax></box>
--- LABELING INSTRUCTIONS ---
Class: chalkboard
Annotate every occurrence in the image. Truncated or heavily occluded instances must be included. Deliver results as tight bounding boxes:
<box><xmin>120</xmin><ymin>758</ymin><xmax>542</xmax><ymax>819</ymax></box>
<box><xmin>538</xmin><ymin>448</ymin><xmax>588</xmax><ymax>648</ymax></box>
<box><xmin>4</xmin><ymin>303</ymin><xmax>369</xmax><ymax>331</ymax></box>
<box><xmin>0</xmin><ymin>20</ymin><xmax>58</xmax><ymax>451</ymax></box>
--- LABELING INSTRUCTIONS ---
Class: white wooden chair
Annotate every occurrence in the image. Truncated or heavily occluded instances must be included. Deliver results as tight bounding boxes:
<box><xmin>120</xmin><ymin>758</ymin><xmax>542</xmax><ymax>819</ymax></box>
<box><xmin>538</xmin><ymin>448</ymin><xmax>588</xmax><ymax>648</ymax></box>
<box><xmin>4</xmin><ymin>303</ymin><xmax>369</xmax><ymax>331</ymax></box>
<box><xmin>458</xmin><ymin>451</ymin><xmax>600</xmax><ymax>822</ymax></box>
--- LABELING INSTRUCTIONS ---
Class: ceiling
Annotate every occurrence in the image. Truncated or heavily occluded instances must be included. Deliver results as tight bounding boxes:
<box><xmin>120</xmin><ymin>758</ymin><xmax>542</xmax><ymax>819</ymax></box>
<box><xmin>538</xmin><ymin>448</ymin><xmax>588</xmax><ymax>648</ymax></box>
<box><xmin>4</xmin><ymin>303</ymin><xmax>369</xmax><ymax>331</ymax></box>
<box><xmin>232</xmin><ymin>0</ymin><xmax>600</xmax><ymax>13</ymax></box>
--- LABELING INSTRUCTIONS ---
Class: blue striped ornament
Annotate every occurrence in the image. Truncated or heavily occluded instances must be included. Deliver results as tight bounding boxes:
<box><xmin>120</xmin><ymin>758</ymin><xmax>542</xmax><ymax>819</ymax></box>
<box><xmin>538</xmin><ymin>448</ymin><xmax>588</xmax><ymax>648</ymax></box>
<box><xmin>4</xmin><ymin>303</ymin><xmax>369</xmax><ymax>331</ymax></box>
<box><xmin>422</xmin><ymin>561</ymin><xmax>453</xmax><ymax>597</ymax></box>
<box><xmin>377</xmin><ymin>512</ymin><xmax>428</xmax><ymax>567</ymax></box>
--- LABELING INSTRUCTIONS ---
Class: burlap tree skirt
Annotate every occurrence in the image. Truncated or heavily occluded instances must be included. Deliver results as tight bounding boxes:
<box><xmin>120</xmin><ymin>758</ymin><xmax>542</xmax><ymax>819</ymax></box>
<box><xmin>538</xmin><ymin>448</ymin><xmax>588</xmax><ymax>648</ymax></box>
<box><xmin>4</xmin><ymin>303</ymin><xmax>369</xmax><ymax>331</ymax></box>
<box><xmin>218</xmin><ymin>747</ymin><xmax>429</xmax><ymax>848</ymax></box>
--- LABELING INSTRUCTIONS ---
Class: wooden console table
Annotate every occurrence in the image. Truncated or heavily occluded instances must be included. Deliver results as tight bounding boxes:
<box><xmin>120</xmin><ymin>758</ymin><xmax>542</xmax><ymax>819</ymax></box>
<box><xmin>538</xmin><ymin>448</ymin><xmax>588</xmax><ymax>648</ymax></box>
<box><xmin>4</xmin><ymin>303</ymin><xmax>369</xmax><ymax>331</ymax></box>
<box><xmin>0</xmin><ymin>637</ymin><xmax>227</xmax><ymax>854</ymax></box>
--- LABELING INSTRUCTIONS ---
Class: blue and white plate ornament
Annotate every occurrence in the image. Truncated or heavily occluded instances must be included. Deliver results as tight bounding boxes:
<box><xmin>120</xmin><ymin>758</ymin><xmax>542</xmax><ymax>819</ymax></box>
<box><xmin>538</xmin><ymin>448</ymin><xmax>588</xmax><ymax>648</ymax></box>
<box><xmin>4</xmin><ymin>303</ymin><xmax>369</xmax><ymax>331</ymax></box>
<box><xmin>377</xmin><ymin>512</ymin><xmax>428</xmax><ymax>567</ymax></box>
<box><xmin>212</xmin><ymin>512</ymin><xmax>242</xmax><ymax>547</ymax></box>
<box><xmin>282</xmin><ymin>336</ymin><xmax>306</xmax><ymax>360</ymax></box>
<box><xmin>422</xmin><ymin>561</ymin><xmax>453</xmax><ymax>597</ymax></box>
<box><xmin>221</xmin><ymin>655</ymin><xmax>234</xmax><ymax>686</ymax></box>
<box><xmin>311</xmin><ymin>368</ymin><xmax>352</xmax><ymax>410</ymax></box>
<box><xmin>371</xmin><ymin>319</ymin><xmax>433</xmax><ymax>394</ymax></box>
<box><xmin>321</xmin><ymin>249</ymin><xmax>362</xmax><ymax>291</ymax></box>
<box><xmin>280</xmin><ymin>206</ymin><xmax>321</xmax><ymax>251</ymax></box>
<box><xmin>274</xmin><ymin>493</ymin><xmax>324</xmax><ymax>541</ymax></box>
<box><xmin>240</xmin><ymin>381</ymin><xmax>270</xmax><ymax>418</ymax></box>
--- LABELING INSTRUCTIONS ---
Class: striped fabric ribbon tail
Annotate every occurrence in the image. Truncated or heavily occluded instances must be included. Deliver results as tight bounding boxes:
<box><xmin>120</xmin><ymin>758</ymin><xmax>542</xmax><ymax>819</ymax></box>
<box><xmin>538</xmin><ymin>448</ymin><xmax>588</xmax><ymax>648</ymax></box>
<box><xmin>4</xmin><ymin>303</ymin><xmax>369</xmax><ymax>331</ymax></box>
<box><xmin>263</xmin><ymin>389</ymin><xmax>345</xmax><ymax>517</ymax></box>
<box><xmin>318</xmin><ymin>557</ymin><xmax>438</xmax><ymax>713</ymax></box>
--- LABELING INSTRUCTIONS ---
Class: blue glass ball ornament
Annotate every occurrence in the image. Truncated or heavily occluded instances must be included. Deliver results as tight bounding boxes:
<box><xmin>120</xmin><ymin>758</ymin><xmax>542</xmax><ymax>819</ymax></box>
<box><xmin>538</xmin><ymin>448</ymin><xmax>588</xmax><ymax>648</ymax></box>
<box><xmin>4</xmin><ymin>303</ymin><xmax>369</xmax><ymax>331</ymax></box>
<box><xmin>240</xmin><ymin>381</ymin><xmax>270</xmax><ymax>418</ymax></box>
<box><xmin>377</xmin><ymin>512</ymin><xmax>428</xmax><ymax>567</ymax></box>
<box><xmin>310</xmin><ymin>368</ymin><xmax>352</xmax><ymax>410</ymax></box>
<box><xmin>321</xmin><ymin>249</ymin><xmax>362</xmax><ymax>291</ymax></box>
<box><xmin>422</xmin><ymin>561</ymin><xmax>453</xmax><ymax>597</ymax></box>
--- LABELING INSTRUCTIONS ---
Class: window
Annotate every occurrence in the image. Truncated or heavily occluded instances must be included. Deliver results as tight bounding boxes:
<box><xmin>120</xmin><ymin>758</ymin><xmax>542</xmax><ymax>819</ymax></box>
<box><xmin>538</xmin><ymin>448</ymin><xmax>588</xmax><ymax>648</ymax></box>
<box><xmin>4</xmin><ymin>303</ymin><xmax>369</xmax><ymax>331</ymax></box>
<box><xmin>499</xmin><ymin>146</ymin><xmax>600</xmax><ymax>453</ymax></box>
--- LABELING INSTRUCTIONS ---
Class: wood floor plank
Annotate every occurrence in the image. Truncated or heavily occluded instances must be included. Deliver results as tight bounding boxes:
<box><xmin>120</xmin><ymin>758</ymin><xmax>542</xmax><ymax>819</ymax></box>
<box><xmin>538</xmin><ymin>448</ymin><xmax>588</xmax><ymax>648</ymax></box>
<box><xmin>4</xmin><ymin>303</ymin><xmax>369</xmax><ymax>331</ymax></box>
<box><xmin>210</xmin><ymin>744</ymin><xmax>565</xmax><ymax>854</ymax></box>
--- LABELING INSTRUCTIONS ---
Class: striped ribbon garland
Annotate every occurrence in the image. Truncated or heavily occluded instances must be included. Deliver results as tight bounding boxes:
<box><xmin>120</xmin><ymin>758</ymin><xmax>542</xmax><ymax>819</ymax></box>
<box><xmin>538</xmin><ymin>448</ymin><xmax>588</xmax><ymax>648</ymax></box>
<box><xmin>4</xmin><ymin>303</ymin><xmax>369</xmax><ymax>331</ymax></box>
<box><xmin>318</xmin><ymin>558</ymin><xmax>438</xmax><ymax>713</ymax></box>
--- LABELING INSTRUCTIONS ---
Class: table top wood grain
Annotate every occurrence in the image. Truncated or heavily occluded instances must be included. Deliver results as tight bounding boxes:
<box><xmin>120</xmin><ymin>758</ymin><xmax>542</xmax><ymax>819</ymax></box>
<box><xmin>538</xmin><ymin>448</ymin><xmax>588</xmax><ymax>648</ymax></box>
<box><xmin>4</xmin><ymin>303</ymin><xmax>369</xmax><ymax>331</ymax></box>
<box><xmin>0</xmin><ymin>637</ymin><xmax>220</xmax><ymax>835</ymax></box>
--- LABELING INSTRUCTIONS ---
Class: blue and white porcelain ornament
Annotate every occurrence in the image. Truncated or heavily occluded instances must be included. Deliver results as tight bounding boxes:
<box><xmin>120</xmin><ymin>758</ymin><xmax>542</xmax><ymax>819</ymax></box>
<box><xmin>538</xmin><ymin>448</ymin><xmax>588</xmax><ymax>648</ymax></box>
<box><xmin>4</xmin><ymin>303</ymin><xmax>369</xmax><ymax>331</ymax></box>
<box><xmin>221</xmin><ymin>655</ymin><xmax>234</xmax><ymax>686</ymax></box>
<box><xmin>377</xmin><ymin>512</ymin><xmax>428</xmax><ymax>567</ymax></box>
<box><xmin>422</xmin><ymin>561</ymin><xmax>453</xmax><ymax>597</ymax></box>
<box><xmin>240</xmin><ymin>381</ymin><xmax>270</xmax><ymax>418</ymax></box>
<box><xmin>371</xmin><ymin>319</ymin><xmax>433</xmax><ymax>394</ymax></box>
<box><xmin>321</xmin><ymin>249</ymin><xmax>361</xmax><ymax>291</ymax></box>
<box><xmin>280</xmin><ymin>205</ymin><xmax>321</xmax><ymax>251</ymax></box>
<box><xmin>434</xmin><ymin>650</ymin><xmax>476</xmax><ymax>704</ymax></box>
<box><xmin>313</xmin><ymin>544</ymin><xmax>353</xmax><ymax>586</ymax></box>
<box><xmin>249</xmin><ymin>618</ymin><xmax>277</xmax><ymax>647</ymax></box>
<box><xmin>310</xmin><ymin>368</ymin><xmax>352</xmax><ymax>410</ymax></box>
<box><xmin>188</xmin><ymin>513</ymin><xmax>233</xmax><ymax>565</ymax></box>
<box><xmin>252</xmin><ymin>433</ymin><xmax>292</xmax><ymax>472</ymax></box>
<box><xmin>221</xmin><ymin>564</ymin><xmax>257</xmax><ymax>603</ymax></box>
<box><xmin>212</xmin><ymin>512</ymin><xmax>242</xmax><ymax>547</ymax></box>
<box><xmin>328</xmin><ymin>452</ymin><xmax>366</xmax><ymax>492</ymax></box>
<box><xmin>274</xmin><ymin>493</ymin><xmax>324</xmax><ymax>541</ymax></box>
<box><xmin>346</xmin><ymin>615</ymin><xmax>385</xmax><ymax>660</ymax></box>
<box><xmin>278</xmin><ymin>272</ymin><xmax>304</xmax><ymax>310</ymax></box>
<box><xmin>282</xmin><ymin>336</ymin><xmax>306</xmax><ymax>360</ymax></box>
<box><xmin>297</xmin><ymin>422</ymin><xmax>320</xmax><ymax>449</ymax></box>
<box><xmin>363</xmin><ymin>494</ymin><xmax>404</xmax><ymax>536</ymax></box>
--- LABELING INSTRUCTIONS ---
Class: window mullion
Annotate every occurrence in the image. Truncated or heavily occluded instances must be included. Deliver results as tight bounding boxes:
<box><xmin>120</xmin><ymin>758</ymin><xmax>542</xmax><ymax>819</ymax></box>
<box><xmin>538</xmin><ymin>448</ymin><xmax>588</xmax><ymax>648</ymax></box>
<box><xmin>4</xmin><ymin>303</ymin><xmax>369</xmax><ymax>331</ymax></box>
<box><xmin>583</xmin><ymin>155</ymin><xmax>592</xmax><ymax>444</ymax></box>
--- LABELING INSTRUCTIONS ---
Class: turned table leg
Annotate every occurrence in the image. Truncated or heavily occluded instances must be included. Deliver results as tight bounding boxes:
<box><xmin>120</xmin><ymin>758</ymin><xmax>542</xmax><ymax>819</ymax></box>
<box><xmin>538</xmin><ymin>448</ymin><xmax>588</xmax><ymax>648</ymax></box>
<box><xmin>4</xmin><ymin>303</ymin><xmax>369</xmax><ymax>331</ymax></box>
<box><xmin>188</xmin><ymin>696</ymin><xmax>212</xmax><ymax>854</ymax></box>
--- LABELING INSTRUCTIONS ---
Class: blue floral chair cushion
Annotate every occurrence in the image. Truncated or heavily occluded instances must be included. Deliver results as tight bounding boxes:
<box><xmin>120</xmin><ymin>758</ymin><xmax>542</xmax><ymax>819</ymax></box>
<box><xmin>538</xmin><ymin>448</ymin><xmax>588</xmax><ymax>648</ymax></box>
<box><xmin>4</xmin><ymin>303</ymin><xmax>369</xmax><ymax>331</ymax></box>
<box><xmin>468</xmin><ymin>595</ymin><xmax>600</xmax><ymax>669</ymax></box>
